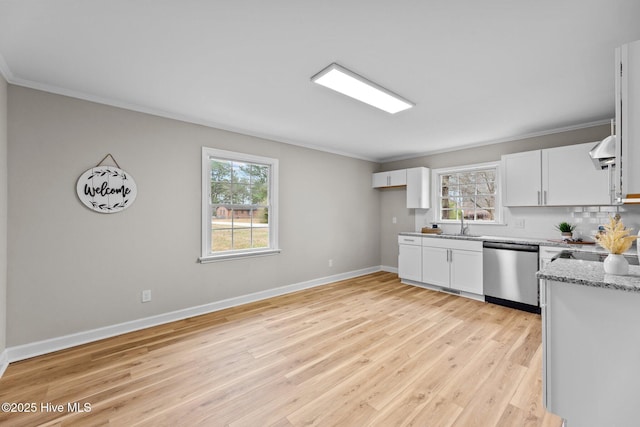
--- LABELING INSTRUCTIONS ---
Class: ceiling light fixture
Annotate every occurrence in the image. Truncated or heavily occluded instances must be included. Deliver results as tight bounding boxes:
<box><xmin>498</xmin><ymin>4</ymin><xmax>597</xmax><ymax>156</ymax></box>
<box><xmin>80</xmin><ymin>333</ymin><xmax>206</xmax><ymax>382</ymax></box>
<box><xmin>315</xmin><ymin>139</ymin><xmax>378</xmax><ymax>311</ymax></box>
<box><xmin>311</xmin><ymin>63</ymin><xmax>414</xmax><ymax>114</ymax></box>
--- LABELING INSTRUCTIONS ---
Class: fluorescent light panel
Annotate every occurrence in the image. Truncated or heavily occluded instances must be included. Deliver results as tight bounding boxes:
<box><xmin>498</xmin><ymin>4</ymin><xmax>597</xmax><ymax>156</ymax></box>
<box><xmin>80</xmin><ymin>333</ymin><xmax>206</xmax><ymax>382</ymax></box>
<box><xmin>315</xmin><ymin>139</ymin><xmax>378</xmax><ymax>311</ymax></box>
<box><xmin>311</xmin><ymin>63</ymin><xmax>414</xmax><ymax>114</ymax></box>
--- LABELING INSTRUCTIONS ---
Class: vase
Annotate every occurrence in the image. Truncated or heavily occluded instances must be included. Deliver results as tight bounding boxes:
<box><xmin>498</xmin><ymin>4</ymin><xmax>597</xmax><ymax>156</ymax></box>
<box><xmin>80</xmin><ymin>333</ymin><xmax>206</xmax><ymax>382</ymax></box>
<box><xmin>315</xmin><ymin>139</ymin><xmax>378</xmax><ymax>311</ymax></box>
<box><xmin>604</xmin><ymin>253</ymin><xmax>629</xmax><ymax>275</ymax></box>
<box><xmin>561</xmin><ymin>232</ymin><xmax>573</xmax><ymax>240</ymax></box>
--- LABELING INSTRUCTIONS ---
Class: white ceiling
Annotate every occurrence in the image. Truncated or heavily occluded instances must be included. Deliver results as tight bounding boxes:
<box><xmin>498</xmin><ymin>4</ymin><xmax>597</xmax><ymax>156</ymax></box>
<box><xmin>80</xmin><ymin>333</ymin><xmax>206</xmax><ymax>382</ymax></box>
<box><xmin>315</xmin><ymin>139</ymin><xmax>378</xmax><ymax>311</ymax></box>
<box><xmin>1</xmin><ymin>1</ymin><xmax>640</xmax><ymax>162</ymax></box>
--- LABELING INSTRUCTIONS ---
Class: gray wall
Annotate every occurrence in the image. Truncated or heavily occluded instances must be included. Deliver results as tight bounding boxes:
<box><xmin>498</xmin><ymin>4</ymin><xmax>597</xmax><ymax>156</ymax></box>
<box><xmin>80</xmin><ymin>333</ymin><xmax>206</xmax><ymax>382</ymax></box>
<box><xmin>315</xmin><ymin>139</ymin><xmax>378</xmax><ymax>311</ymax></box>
<box><xmin>7</xmin><ymin>86</ymin><xmax>381</xmax><ymax>346</ymax></box>
<box><xmin>0</xmin><ymin>76</ymin><xmax>6</xmax><ymax>355</ymax></box>
<box><xmin>379</xmin><ymin>125</ymin><xmax>611</xmax><ymax>268</ymax></box>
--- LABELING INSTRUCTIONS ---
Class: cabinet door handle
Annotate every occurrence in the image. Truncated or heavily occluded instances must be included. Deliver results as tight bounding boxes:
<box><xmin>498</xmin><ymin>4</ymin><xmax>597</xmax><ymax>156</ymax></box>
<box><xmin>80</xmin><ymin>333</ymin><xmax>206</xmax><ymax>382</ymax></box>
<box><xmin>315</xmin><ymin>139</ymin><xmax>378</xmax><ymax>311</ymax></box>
<box><xmin>537</xmin><ymin>191</ymin><xmax>541</xmax><ymax>205</ymax></box>
<box><xmin>543</xmin><ymin>190</ymin><xmax>547</xmax><ymax>205</ymax></box>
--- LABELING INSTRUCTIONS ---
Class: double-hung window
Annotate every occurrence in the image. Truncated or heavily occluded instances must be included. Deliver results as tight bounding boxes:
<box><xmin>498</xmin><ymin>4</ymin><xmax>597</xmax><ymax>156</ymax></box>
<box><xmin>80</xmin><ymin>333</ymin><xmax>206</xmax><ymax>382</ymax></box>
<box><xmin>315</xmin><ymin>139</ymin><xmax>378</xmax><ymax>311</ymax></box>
<box><xmin>435</xmin><ymin>162</ymin><xmax>500</xmax><ymax>223</ymax></box>
<box><xmin>200</xmin><ymin>147</ymin><xmax>279</xmax><ymax>262</ymax></box>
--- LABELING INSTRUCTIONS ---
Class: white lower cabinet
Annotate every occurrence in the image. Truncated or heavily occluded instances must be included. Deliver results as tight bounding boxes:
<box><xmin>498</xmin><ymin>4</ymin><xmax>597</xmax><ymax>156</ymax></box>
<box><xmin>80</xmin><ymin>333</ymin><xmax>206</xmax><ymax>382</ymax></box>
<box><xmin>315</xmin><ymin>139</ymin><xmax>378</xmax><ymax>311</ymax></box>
<box><xmin>449</xmin><ymin>249</ymin><xmax>483</xmax><ymax>294</ymax></box>
<box><xmin>543</xmin><ymin>279</ymin><xmax>640</xmax><ymax>426</ymax></box>
<box><xmin>421</xmin><ymin>246</ymin><xmax>449</xmax><ymax>287</ymax></box>
<box><xmin>422</xmin><ymin>239</ymin><xmax>483</xmax><ymax>294</ymax></box>
<box><xmin>398</xmin><ymin>236</ymin><xmax>422</xmax><ymax>282</ymax></box>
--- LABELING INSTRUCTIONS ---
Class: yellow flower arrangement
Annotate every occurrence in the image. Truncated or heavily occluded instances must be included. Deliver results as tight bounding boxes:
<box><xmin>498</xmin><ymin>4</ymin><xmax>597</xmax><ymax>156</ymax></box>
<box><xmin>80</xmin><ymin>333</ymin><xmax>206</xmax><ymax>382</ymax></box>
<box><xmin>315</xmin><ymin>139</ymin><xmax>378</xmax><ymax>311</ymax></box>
<box><xmin>595</xmin><ymin>215</ymin><xmax>638</xmax><ymax>254</ymax></box>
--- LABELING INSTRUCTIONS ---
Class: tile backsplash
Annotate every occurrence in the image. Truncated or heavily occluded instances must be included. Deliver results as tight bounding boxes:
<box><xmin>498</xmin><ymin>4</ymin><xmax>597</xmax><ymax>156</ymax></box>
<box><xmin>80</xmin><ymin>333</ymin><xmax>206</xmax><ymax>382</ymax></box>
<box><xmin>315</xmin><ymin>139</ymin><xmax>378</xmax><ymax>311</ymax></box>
<box><xmin>415</xmin><ymin>204</ymin><xmax>640</xmax><ymax>242</ymax></box>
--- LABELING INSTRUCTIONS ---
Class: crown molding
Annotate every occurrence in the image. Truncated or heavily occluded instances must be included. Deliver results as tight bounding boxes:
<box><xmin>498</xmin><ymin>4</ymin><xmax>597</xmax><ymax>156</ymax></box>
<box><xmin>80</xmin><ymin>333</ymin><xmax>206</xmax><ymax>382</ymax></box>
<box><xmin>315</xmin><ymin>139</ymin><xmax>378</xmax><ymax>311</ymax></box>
<box><xmin>0</xmin><ymin>52</ymin><xmax>13</xmax><ymax>82</ymax></box>
<box><xmin>3</xmin><ymin>64</ymin><xmax>611</xmax><ymax>165</ymax></box>
<box><xmin>6</xmin><ymin>75</ymin><xmax>379</xmax><ymax>163</ymax></box>
<box><xmin>380</xmin><ymin>119</ymin><xmax>612</xmax><ymax>163</ymax></box>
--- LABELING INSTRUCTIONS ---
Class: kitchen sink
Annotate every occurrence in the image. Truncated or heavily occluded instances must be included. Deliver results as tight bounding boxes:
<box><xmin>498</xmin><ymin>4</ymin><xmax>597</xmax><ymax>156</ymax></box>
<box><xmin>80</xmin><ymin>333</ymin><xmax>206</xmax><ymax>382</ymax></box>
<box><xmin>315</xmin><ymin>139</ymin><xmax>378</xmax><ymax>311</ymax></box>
<box><xmin>479</xmin><ymin>235</ymin><xmax>537</xmax><ymax>242</ymax></box>
<box><xmin>439</xmin><ymin>233</ymin><xmax>483</xmax><ymax>238</ymax></box>
<box><xmin>437</xmin><ymin>234</ymin><xmax>536</xmax><ymax>243</ymax></box>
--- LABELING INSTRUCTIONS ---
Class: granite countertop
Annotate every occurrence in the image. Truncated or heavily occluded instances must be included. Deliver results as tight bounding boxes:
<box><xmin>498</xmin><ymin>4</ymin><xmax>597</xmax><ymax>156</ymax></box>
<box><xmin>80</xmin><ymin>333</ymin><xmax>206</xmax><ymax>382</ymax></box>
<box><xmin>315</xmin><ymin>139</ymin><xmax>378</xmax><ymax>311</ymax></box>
<box><xmin>537</xmin><ymin>258</ymin><xmax>640</xmax><ymax>293</ymax></box>
<box><xmin>398</xmin><ymin>231</ymin><xmax>609</xmax><ymax>252</ymax></box>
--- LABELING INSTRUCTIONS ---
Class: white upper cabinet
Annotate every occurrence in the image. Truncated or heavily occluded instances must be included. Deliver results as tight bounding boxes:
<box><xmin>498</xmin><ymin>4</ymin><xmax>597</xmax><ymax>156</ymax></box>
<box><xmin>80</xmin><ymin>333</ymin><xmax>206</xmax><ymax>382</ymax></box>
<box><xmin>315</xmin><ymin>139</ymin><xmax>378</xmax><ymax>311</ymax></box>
<box><xmin>618</xmin><ymin>40</ymin><xmax>640</xmax><ymax>198</ymax></box>
<box><xmin>373</xmin><ymin>167</ymin><xmax>430</xmax><ymax>208</ymax></box>
<box><xmin>502</xmin><ymin>150</ymin><xmax>542</xmax><ymax>206</ymax></box>
<box><xmin>502</xmin><ymin>142</ymin><xmax>610</xmax><ymax>206</ymax></box>
<box><xmin>406</xmin><ymin>167</ymin><xmax>430</xmax><ymax>209</ymax></box>
<box><xmin>372</xmin><ymin>169</ymin><xmax>407</xmax><ymax>188</ymax></box>
<box><xmin>542</xmin><ymin>142</ymin><xmax>610</xmax><ymax>206</ymax></box>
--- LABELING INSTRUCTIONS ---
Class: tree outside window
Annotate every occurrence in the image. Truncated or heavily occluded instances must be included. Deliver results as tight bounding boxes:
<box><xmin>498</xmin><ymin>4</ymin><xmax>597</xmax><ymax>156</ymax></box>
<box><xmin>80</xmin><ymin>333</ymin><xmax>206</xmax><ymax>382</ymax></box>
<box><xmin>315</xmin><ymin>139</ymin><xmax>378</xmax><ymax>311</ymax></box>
<box><xmin>439</xmin><ymin>168</ymin><xmax>496</xmax><ymax>222</ymax></box>
<box><xmin>201</xmin><ymin>147</ymin><xmax>279</xmax><ymax>262</ymax></box>
<box><xmin>209</xmin><ymin>158</ymin><xmax>270</xmax><ymax>252</ymax></box>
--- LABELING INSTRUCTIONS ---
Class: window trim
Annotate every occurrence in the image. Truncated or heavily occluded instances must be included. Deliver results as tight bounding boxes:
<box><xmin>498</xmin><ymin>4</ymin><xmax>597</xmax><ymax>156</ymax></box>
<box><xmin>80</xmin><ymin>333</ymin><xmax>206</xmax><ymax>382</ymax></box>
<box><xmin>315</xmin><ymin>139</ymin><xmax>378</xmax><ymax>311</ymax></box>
<box><xmin>431</xmin><ymin>161</ymin><xmax>503</xmax><ymax>224</ymax></box>
<box><xmin>199</xmin><ymin>147</ymin><xmax>280</xmax><ymax>263</ymax></box>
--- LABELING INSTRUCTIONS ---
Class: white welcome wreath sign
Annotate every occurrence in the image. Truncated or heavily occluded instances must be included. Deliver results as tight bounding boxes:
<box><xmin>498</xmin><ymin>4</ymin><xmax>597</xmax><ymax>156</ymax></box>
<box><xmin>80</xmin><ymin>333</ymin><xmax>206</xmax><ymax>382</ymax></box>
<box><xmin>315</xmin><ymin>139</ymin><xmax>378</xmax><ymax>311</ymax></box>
<box><xmin>76</xmin><ymin>154</ymin><xmax>137</xmax><ymax>213</ymax></box>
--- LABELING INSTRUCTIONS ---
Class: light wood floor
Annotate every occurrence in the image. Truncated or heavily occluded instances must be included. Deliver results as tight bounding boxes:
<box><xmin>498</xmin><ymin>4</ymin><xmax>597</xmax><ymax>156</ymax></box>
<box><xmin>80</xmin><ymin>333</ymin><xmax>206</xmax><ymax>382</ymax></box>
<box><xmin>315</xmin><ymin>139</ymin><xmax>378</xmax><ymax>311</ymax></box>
<box><xmin>0</xmin><ymin>272</ymin><xmax>563</xmax><ymax>426</ymax></box>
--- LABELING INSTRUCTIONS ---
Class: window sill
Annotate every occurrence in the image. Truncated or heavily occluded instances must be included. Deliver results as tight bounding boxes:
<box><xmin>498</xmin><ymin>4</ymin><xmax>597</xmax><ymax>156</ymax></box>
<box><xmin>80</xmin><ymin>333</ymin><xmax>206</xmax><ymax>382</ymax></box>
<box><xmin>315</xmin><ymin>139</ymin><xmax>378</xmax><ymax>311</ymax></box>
<box><xmin>437</xmin><ymin>220</ymin><xmax>505</xmax><ymax>226</ymax></box>
<box><xmin>199</xmin><ymin>249</ymin><xmax>281</xmax><ymax>263</ymax></box>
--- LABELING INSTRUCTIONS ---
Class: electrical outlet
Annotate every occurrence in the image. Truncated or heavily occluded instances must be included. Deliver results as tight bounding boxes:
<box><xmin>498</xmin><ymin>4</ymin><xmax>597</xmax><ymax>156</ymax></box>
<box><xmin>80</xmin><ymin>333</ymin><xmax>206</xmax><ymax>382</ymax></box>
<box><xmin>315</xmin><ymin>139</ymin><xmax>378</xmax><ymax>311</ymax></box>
<box><xmin>328</xmin><ymin>259</ymin><xmax>333</xmax><ymax>267</ymax></box>
<box><xmin>141</xmin><ymin>290</ymin><xmax>151</xmax><ymax>303</ymax></box>
<box><xmin>392</xmin><ymin>216</ymin><xmax>397</xmax><ymax>224</ymax></box>
<box><xmin>514</xmin><ymin>219</ymin><xmax>525</xmax><ymax>228</ymax></box>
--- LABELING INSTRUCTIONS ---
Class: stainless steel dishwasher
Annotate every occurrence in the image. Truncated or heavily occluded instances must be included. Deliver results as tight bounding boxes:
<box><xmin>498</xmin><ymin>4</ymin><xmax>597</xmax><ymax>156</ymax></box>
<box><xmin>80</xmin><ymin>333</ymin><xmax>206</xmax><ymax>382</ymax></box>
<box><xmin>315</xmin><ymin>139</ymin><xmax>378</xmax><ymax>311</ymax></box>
<box><xmin>483</xmin><ymin>241</ymin><xmax>540</xmax><ymax>313</ymax></box>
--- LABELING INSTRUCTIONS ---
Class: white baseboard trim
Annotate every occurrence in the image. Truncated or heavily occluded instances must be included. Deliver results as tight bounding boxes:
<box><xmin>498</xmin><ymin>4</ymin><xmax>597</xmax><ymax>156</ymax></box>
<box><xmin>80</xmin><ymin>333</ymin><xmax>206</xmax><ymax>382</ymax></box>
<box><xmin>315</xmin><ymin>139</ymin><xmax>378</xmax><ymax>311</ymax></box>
<box><xmin>5</xmin><ymin>266</ymin><xmax>382</xmax><ymax>364</ymax></box>
<box><xmin>381</xmin><ymin>265</ymin><xmax>398</xmax><ymax>274</ymax></box>
<box><xmin>400</xmin><ymin>278</ymin><xmax>485</xmax><ymax>302</ymax></box>
<box><xmin>0</xmin><ymin>349</ymin><xmax>8</xmax><ymax>377</ymax></box>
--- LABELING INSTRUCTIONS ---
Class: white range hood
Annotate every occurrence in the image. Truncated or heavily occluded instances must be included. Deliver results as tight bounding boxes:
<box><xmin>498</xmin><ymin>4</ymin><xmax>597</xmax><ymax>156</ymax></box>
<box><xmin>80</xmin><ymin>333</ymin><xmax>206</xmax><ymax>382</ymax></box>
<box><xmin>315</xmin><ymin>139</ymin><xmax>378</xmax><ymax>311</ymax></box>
<box><xmin>589</xmin><ymin>134</ymin><xmax>616</xmax><ymax>169</ymax></box>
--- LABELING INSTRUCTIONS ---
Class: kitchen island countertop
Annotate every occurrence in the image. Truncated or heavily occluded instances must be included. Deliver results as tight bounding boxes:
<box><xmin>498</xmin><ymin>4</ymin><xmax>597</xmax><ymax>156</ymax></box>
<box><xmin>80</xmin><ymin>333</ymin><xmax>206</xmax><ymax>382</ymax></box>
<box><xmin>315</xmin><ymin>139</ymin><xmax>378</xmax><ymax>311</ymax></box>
<box><xmin>537</xmin><ymin>258</ymin><xmax>640</xmax><ymax>293</ymax></box>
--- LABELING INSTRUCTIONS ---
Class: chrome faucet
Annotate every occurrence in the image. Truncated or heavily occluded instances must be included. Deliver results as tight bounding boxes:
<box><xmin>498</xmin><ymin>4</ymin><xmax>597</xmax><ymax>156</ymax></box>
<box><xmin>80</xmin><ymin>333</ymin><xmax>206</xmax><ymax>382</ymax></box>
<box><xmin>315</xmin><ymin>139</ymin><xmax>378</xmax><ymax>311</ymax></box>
<box><xmin>459</xmin><ymin>210</ymin><xmax>468</xmax><ymax>235</ymax></box>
